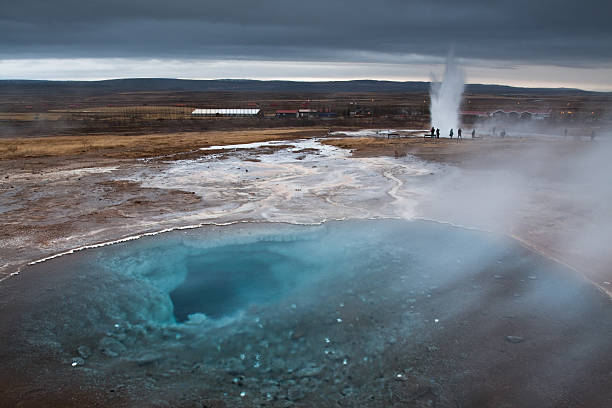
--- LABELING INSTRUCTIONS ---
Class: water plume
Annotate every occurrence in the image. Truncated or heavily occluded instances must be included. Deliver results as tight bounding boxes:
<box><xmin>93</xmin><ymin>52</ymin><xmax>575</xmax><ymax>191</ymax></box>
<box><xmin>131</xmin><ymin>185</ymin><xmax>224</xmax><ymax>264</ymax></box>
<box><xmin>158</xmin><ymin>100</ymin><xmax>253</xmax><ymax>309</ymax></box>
<box><xmin>430</xmin><ymin>53</ymin><xmax>465</xmax><ymax>137</ymax></box>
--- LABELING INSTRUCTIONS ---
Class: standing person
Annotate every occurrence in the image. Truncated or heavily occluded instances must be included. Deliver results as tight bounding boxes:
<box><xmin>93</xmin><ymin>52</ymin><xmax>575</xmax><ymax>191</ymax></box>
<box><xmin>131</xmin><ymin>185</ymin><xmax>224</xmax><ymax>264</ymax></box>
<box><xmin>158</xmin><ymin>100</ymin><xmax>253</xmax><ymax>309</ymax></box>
<box><xmin>472</xmin><ymin>129</ymin><xmax>476</xmax><ymax>139</ymax></box>
<box><xmin>436</xmin><ymin>128</ymin><xmax>440</xmax><ymax>138</ymax></box>
<box><xmin>431</xmin><ymin>127</ymin><xmax>435</xmax><ymax>138</ymax></box>
<box><xmin>458</xmin><ymin>128</ymin><xmax>462</xmax><ymax>139</ymax></box>
<box><xmin>449</xmin><ymin>129</ymin><xmax>454</xmax><ymax>138</ymax></box>
<box><xmin>591</xmin><ymin>130</ymin><xmax>596</xmax><ymax>141</ymax></box>
<box><xmin>564</xmin><ymin>128</ymin><xmax>568</xmax><ymax>139</ymax></box>
<box><xmin>500</xmin><ymin>129</ymin><xmax>506</xmax><ymax>138</ymax></box>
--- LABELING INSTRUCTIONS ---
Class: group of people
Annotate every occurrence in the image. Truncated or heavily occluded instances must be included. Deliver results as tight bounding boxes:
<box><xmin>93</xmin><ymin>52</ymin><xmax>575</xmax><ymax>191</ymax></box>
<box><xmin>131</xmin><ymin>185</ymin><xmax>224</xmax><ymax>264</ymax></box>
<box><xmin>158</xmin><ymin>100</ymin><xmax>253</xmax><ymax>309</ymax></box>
<box><xmin>427</xmin><ymin>126</ymin><xmax>599</xmax><ymax>141</ymax></box>
<box><xmin>429</xmin><ymin>127</ymin><xmax>476</xmax><ymax>139</ymax></box>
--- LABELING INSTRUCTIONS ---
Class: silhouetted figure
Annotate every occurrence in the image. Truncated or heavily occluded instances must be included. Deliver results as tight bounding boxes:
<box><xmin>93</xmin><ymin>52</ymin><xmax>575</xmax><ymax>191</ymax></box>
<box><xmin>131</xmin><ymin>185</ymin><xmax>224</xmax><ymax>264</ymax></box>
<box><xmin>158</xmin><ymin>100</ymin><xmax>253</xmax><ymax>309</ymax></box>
<box><xmin>471</xmin><ymin>129</ymin><xmax>476</xmax><ymax>139</ymax></box>
<box><xmin>500</xmin><ymin>129</ymin><xmax>506</xmax><ymax>138</ymax></box>
<box><xmin>436</xmin><ymin>128</ymin><xmax>440</xmax><ymax>138</ymax></box>
<box><xmin>449</xmin><ymin>129</ymin><xmax>454</xmax><ymax>138</ymax></box>
<box><xmin>591</xmin><ymin>130</ymin><xmax>596</xmax><ymax>141</ymax></box>
<box><xmin>458</xmin><ymin>128</ymin><xmax>462</xmax><ymax>139</ymax></box>
<box><xmin>492</xmin><ymin>126</ymin><xmax>497</xmax><ymax>136</ymax></box>
<box><xmin>430</xmin><ymin>127</ymin><xmax>435</xmax><ymax>138</ymax></box>
<box><xmin>564</xmin><ymin>128</ymin><xmax>568</xmax><ymax>139</ymax></box>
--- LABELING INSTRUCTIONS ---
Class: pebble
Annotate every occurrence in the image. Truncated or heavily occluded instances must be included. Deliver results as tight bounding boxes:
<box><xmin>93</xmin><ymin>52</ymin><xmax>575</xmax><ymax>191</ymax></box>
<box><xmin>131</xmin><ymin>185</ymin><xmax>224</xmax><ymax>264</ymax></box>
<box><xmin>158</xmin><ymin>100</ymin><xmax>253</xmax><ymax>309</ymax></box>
<box><xmin>71</xmin><ymin>357</ymin><xmax>85</xmax><ymax>367</ymax></box>
<box><xmin>287</xmin><ymin>387</ymin><xmax>305</xmax><ymax>401</ymax></box>
<box><xmin>505</xmin><ymin>336</ymin><xmax>524</xmax><ymax>343</ymax></box>
<box><xmin>133</xmin><ymin>353</ymin><xmax>162</xmax><ymax>367</ymax></box>
<box><xmin>296</xmin><ymin>364</ymin><xmax>322</xmax><ymax>378</ymax></box>
<box><xmin>77</xmin><ymin>345</ymin><xmax>92</xmax><ymax>359</ymax></box>
<box><xmin>99</xmin><ymin>337</ymin><xmax>126</xmax><ymax>357</ymax></box>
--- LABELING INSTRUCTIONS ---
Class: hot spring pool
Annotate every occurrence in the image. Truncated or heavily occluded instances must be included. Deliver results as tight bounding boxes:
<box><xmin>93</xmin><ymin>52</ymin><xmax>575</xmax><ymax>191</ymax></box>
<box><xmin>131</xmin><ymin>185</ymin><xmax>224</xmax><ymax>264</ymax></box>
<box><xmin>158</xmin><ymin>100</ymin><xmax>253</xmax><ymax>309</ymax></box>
<box><xmin>1</xmin><ymin>219</ymin><xmax>610</xmax><ymax>407</ymax></box>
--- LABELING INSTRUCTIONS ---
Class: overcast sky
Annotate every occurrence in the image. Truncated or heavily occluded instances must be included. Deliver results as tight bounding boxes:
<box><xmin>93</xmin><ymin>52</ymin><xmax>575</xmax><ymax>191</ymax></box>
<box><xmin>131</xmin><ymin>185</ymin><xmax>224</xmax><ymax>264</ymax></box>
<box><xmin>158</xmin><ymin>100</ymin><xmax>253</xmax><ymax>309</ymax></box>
<box><xmin>1</xmin><ymin>0</ymin><xmax>611</xmax><ymax>90</ymax></box>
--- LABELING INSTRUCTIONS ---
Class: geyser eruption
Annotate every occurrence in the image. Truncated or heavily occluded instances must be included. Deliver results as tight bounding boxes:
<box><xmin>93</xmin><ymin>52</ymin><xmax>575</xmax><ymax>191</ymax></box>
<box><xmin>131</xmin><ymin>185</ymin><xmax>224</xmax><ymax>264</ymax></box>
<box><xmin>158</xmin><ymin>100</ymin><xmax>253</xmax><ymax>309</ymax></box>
<box><xmin>430</xmin><ymin>54</ymin><xmax>465</xmax><ymax>136</ymax></box>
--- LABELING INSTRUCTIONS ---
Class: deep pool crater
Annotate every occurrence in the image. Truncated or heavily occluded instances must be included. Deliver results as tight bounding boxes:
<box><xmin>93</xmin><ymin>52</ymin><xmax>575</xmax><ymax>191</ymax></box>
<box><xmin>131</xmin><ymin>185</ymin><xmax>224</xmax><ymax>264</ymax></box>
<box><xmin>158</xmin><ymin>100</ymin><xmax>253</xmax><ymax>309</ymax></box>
<box><xmin>169</xmin><ymin>243</ymin><xmax>314</xmax><ymax>321</ymax></box>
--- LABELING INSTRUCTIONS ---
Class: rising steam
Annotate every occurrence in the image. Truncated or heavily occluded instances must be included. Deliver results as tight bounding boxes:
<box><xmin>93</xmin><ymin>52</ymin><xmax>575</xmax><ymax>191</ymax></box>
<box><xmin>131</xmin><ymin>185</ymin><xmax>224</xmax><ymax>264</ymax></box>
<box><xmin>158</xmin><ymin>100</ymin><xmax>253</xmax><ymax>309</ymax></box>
<box><xmin>430</xmin><ymin>53</ymin><xmax>465</xmax><ymax>137</ymax></box>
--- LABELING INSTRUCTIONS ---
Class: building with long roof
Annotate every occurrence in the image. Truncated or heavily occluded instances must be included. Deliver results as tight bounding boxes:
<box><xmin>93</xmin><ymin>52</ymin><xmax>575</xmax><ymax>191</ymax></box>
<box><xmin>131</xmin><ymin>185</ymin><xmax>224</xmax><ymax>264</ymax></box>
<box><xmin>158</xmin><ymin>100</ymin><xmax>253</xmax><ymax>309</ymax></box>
<box><xmin>192</xmin><ymin>108</ymin><xmax>261</xmax><ymax>116</ymax></box>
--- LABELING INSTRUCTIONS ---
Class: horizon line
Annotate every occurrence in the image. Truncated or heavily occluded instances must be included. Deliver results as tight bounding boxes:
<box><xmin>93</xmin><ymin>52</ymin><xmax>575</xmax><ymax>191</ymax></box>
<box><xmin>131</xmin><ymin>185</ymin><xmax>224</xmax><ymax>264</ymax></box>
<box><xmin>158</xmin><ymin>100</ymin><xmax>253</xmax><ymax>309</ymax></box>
<box><xmin>0</xmin><ymin>77</ymin><xmax>604</xmax><ymax>93</ymax></box>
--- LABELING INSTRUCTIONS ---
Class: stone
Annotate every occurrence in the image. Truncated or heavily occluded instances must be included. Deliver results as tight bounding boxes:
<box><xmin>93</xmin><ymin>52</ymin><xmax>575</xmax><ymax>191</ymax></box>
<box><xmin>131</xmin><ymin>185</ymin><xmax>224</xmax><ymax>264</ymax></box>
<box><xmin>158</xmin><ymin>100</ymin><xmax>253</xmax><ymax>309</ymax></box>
<box><xmin>134</xmin><ymin>353</ymin><xmax>162</xmax><ymax>366</ymax></box>
<box><xmin>99</xmin><ymin>336</ymin><xmax>127</xmax><ymax>357</ymax></box>
<box><xmin>296</xmin><ymin>364</ymin><xmax>322</xmax><ymax>378</ymax></box>
<box><xmin>71</xmin><ymin>357</ymin><xmax>85</xmax><ymax>367</ymax></box>
<box><xmin>505</xmin><ymin>336</ymin><xmax>524</xmax><ymax>343</ymax></box>
<box><xmin>77</xmin><ymin>345</ymin><xmax>92</xmax><ymax>359</ymax></box>
<box><xmin>287</xmin><ymin>387</ymin><xmax>305</xmax><ymax>401</ymax></box>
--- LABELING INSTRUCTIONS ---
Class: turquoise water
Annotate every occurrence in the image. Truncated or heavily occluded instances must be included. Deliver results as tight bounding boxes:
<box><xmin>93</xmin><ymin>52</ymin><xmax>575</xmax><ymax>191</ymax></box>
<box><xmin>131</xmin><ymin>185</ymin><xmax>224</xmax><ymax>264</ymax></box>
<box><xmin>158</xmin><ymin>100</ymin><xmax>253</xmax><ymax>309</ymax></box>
<box><xmin>89</xmin><ymin>219</ymin><xmax>509</xmax><ymax>326</ymax></box>
<box><xmin>4</xmin><ymin>219</ymin><xmax>607</xmax><ymax>407</ymax></box>
<box><xmin>170</xmin><ymin>242</ymin><xmax>319</xmax><ymax>321</ymax></box>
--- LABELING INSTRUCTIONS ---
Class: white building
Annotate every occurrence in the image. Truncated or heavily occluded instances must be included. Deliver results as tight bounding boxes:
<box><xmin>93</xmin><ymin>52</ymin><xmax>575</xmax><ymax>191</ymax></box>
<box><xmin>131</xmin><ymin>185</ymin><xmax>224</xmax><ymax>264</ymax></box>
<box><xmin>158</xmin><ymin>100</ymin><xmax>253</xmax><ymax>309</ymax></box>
<box><xmin>191</xmin><ymin>109</ymin><xmax>261</xmax><ymax>116</ymax></box>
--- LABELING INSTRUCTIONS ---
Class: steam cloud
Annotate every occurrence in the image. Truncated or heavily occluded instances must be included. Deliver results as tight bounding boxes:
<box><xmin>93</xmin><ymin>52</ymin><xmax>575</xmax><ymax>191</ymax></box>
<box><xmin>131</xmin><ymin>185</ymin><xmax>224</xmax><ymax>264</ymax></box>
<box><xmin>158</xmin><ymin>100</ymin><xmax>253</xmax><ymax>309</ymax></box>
<box><xmin>429</xmin><ymin>53</ymin><xmax>465</xmax><ymax>137</ymax></box>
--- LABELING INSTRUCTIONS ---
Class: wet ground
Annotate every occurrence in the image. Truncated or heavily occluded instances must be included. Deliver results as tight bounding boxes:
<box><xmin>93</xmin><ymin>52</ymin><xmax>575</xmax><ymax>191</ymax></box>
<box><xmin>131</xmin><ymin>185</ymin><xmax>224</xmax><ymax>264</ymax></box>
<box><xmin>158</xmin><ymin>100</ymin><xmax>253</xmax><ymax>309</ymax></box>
<box><xmin>1</xmin><ymin>137</ymin><xmax>435</xmax><ymax>279</ymax></box>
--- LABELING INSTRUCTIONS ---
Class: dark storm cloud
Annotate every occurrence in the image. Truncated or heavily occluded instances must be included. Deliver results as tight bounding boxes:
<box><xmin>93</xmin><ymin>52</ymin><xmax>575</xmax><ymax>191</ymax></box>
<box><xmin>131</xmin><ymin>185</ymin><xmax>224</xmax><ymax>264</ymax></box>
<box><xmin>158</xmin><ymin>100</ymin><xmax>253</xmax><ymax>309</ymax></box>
<box><xmin>1</xmin><ymin>0</ymin><xmax>611</xmax><ymax>65</ymax></box>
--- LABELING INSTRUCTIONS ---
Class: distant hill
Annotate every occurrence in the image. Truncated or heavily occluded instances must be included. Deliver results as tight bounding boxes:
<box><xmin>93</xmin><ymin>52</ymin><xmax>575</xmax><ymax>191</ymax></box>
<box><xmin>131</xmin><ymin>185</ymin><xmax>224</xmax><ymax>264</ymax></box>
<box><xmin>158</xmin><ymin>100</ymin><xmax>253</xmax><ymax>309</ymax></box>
<box><xmin>0</xmin><ymin>78</ymin><xmax>605</xmax><ymax>95</ymax></box>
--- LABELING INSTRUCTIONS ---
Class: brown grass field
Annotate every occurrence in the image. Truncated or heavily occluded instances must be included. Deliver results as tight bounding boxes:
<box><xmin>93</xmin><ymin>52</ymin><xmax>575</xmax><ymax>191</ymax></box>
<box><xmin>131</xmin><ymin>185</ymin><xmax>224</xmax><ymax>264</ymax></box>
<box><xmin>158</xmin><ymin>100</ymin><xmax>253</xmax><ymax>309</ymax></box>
<box><xmin>0</xmin><ymin>128</ymin><xmax>328</xmax><ymax>159</ymax></box>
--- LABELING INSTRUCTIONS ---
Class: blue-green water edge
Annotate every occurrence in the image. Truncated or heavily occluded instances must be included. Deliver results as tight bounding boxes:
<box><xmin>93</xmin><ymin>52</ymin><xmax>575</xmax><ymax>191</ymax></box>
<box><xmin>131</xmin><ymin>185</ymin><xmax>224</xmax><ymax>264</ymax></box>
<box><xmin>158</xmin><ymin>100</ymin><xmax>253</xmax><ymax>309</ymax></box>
<box><xmin>3</xmin><ymin>219</ymin><xmax>609</xmax><ymax>406</ymax></box>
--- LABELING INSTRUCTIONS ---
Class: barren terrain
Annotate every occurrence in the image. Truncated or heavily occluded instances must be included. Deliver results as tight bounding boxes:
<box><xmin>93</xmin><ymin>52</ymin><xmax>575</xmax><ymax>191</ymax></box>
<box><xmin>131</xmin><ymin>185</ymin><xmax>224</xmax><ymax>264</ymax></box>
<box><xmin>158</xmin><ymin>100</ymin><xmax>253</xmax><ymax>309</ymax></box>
<box><xmin>1</xmin><ymin>84</ymin><xmax>611</xmax><ymax>407</ymax></box>
<box><xmin>2</xmin><ymin>131</ymin><xmax>610</xmax><ymax>297</ymax></box>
